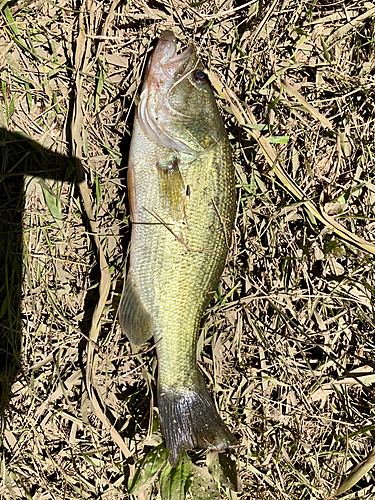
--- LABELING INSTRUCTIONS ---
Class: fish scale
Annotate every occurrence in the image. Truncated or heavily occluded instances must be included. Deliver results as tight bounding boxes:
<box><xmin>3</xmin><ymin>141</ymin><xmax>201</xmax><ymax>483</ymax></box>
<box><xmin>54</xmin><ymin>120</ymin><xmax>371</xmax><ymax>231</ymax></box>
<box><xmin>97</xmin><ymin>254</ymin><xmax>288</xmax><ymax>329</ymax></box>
<box><xmin>119</xmin><ymin>31</ymin><xmax>236</xmax><ymax>466</ymax></box>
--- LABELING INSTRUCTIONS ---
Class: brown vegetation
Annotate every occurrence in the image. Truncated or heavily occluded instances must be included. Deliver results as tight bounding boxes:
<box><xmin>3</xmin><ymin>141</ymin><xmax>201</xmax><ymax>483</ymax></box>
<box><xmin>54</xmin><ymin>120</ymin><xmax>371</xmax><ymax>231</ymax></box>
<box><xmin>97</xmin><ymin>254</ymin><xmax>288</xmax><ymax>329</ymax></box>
<box><xmin>1</xmin><ymin>1</ymin><xmax>375</xmax><ymax>499</ymax></box>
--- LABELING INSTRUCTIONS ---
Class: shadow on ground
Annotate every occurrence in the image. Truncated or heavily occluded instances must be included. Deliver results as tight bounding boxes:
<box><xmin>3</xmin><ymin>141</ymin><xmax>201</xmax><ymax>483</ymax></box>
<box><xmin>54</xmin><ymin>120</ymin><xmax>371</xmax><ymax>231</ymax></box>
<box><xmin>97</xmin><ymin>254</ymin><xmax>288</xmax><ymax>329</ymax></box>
<box><xmin>0</xmin><ymin>128</ymin><xmax>75</xmax><ymax>415</ymax></box>
<box><xmin>0</xmin><ymin>128</ymin><xmax>144</xmax><ymax>451</ymax></box>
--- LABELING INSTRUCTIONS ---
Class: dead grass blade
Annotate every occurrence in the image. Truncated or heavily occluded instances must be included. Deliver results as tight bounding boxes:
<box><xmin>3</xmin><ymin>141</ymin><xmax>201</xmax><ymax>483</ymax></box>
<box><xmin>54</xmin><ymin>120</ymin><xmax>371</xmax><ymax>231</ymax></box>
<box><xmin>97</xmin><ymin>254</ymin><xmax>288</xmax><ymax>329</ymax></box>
<box><xmin>329</xmin><ymin>447</ymin><xmax>375</xmax><ymax>498</ymax></box>
<box><xmin>70</xmin><ymin>5</ymin><xmax>111</xmax><ymax>404</ymax></box>
<box><xmin>90</xmin><ymin>383</ymin><xmax>133</xmax><ymax>461</ymax></box>
<box><xmin>281</xmin><ymin>79</ymin><xmax>334</xmax><ymax>132</ymax></box>
<box><xmin>327</xmin><ymin>5</ymin><xmax>375</xmax><ymax>44</ymax></box>
<box><xmin>209</xmin><ymin>71</ymin><xmax>375</xmax><ymax>256</ymax></box>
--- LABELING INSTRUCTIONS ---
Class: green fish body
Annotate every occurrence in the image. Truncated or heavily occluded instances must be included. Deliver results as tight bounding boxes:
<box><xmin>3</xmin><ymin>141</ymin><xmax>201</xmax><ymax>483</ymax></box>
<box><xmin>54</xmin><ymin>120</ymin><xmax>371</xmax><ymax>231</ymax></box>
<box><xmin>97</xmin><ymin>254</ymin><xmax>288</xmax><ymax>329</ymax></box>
<box><xmin>119</xmin><ymin>31</ymin><xmax>236</xmax><ymax>466</ymax></box>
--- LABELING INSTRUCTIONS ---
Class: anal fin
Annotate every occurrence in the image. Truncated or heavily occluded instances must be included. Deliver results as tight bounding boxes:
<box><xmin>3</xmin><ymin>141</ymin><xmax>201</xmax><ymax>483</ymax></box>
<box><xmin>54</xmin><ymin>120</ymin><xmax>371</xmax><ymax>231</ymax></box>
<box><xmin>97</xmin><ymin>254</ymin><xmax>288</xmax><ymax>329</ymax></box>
<box><xmin>118</xmin><ymin>269</ymin><xmax>153</xmax><ymax>345</ymax></box>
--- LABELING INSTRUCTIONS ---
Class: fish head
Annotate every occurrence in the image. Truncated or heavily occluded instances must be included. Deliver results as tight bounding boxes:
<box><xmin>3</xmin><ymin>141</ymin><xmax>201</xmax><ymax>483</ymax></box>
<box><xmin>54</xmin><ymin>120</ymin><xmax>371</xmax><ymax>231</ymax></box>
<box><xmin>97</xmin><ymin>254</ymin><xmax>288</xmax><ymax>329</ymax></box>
<box><xmin>138</xmin><ymin>31</ymin><xmax>226</xmax><ymax>155</ymax></box>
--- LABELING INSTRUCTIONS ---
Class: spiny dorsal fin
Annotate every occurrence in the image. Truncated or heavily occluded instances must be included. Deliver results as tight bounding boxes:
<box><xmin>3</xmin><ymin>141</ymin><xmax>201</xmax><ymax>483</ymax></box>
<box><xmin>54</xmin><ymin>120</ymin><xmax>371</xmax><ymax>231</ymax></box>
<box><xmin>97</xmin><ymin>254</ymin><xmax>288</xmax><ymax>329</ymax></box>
<box><xmin>118</xmin><ymin>269</ymin><xmax>153</xmax><ymax>345</ymax></box>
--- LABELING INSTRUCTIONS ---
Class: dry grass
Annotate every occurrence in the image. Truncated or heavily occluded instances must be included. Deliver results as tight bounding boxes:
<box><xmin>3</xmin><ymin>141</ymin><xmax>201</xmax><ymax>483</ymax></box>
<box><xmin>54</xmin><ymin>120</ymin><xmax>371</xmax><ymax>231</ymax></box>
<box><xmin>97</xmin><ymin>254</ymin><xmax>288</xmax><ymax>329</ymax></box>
<box><xmin>1</xmin><ymin>1</ymin><xmax>375</xmax><ymax>499</ymax></box>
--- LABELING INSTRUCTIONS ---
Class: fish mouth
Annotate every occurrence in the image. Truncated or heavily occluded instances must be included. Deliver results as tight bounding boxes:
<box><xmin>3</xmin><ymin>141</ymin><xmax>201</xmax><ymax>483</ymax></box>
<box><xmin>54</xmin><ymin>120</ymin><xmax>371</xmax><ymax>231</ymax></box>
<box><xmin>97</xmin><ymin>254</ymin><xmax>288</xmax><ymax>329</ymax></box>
<box><xmin>138</xmin><ymin>31</ymin><xmax>199</xmax><ymax>153</ymax></box>
<box><xmin>148</xmin><ymin>30</ymin><xmax>195</xmax><ymax>79</ymax></box>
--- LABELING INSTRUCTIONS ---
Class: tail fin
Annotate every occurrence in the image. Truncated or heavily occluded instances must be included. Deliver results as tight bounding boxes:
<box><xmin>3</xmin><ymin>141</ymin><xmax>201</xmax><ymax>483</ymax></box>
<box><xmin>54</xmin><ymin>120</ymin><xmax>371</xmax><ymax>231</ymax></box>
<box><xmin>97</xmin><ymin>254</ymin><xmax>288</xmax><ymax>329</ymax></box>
<box><xmin>158</xmin><ymin>376</ymin><xmax>236</xmax><ymax>467</ymax></box>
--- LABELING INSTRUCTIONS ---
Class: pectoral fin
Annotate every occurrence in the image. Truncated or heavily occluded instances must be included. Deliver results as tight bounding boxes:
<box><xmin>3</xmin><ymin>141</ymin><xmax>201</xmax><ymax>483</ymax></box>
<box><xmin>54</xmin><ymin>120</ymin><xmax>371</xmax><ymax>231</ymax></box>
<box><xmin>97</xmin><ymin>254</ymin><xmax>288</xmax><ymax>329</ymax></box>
<box><xmin>157</xmin><ymin>157</ymin><xmax>187</xmax><ymax>221</ymax></box>
<box><xmin>118</xmin><ymin>270</ymin><xmax>153</xmax><ymax>345</ymax></box>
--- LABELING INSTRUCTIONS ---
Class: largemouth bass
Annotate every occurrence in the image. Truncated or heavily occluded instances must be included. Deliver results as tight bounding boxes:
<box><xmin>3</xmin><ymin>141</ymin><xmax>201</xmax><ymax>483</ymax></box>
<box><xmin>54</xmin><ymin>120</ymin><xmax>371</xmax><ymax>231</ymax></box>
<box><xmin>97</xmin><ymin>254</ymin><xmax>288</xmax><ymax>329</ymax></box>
<box><xmin>119</xmin><ymin>31</ymin><xmax>236</xmax><ymax>467</ymax></box>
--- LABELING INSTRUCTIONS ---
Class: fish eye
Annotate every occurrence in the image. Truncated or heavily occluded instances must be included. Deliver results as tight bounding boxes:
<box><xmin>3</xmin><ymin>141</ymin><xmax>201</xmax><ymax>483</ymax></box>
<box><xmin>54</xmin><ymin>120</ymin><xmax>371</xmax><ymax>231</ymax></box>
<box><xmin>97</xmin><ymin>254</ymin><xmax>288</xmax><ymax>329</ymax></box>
<box><xmin>193</xmin><ymin>70</ymin><xmax>206</xmax><ymax>83</ymax></box>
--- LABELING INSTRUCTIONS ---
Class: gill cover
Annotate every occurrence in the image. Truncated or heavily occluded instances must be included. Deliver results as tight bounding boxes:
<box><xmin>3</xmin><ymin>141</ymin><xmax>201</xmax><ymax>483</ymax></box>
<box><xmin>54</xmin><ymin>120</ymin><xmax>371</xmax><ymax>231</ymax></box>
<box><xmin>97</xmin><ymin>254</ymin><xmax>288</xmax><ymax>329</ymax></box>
<box><xmin>138</xmin><ymin>30</ymin><xmax>223</xmax><ymax>153</ymax></box>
